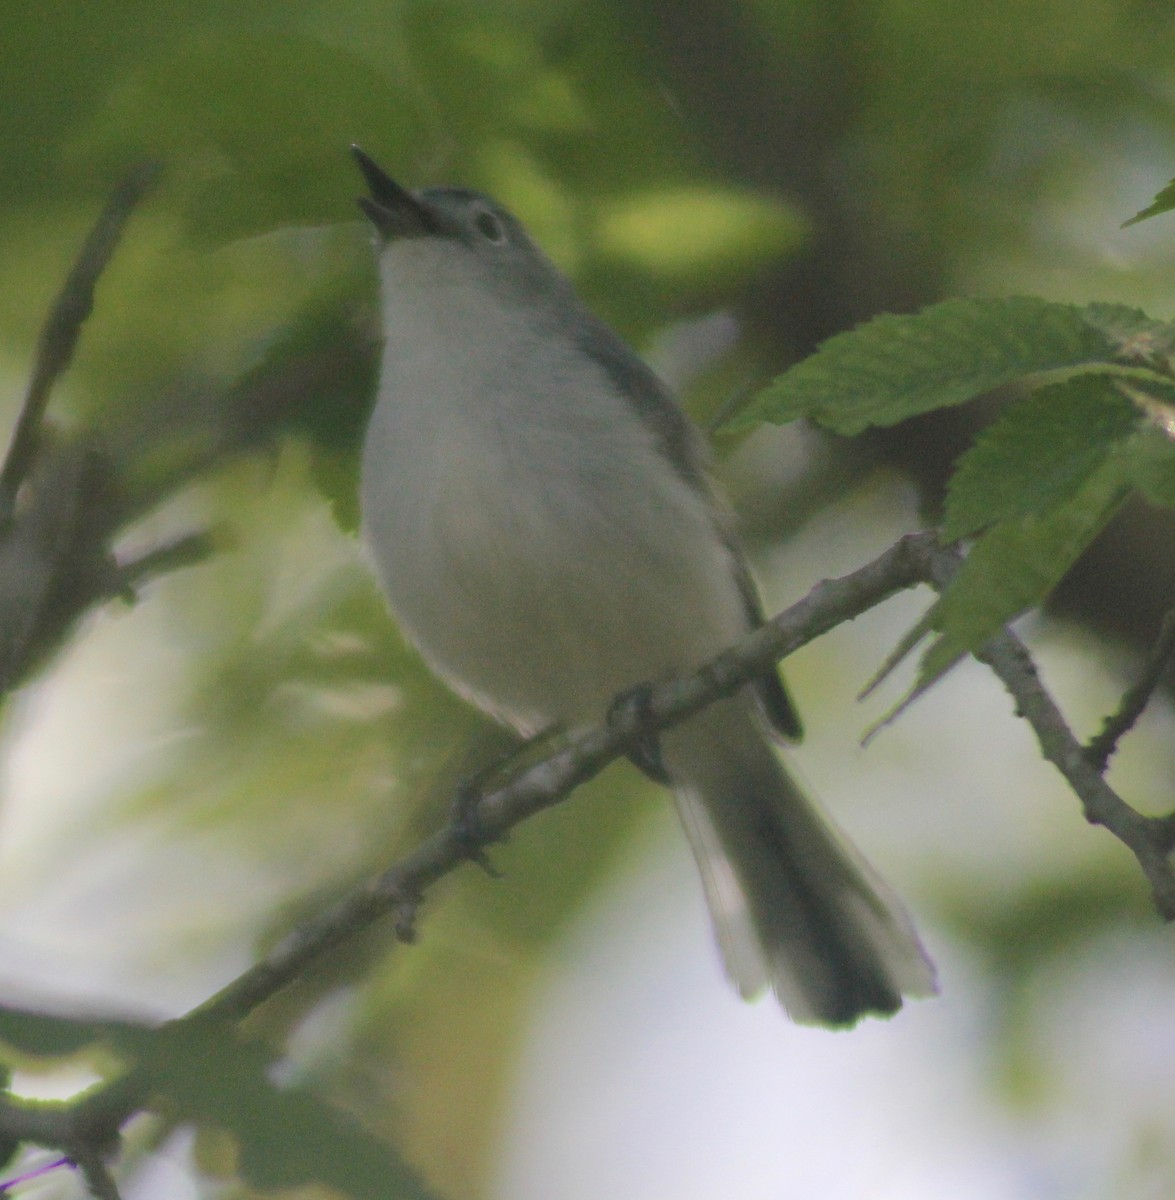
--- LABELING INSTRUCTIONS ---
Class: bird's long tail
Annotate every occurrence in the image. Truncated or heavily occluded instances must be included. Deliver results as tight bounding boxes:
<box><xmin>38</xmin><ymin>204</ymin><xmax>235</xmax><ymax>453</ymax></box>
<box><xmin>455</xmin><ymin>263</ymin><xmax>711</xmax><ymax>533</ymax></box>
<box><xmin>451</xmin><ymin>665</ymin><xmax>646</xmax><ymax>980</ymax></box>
<box><xmin>662</xmin><ymin>695</ymin><xmax>935</xmax><ymax>1025</ymax></box>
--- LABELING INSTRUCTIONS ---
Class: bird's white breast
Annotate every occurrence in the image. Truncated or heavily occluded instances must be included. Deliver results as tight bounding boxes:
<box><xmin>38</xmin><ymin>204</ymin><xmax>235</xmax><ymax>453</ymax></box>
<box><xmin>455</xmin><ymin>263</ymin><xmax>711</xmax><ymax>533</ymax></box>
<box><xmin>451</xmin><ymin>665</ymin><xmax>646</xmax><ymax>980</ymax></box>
<box><xmin>360</xmin><ymin>240</ymin><xmax>747</xmax><ymax>731</ymax></box>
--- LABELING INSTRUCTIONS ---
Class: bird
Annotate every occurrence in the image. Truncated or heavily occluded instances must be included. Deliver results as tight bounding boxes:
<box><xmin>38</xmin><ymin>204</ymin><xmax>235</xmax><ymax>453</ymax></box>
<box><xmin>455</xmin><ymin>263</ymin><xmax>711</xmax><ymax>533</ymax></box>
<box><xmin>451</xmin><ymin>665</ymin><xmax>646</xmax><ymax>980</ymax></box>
<box><xmin>352</xmin><ymin>146</ymin><xmax>935</xmax><ymax>1025</ymax></box>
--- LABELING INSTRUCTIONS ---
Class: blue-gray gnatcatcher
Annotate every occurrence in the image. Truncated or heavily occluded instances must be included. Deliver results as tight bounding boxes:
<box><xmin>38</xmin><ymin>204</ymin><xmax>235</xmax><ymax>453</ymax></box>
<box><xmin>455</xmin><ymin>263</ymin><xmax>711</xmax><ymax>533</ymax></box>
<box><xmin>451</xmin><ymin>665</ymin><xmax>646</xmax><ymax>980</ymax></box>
<box><xmin>352</xmin><ymin>147</ymin><xmax>935</xmax><ymax>1025</ymax></box>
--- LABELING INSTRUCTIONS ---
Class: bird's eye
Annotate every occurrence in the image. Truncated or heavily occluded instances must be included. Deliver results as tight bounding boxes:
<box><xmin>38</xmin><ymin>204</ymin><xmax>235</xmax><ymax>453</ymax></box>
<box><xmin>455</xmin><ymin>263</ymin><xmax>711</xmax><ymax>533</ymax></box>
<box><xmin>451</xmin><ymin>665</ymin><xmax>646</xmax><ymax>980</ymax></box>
<box><xmin>474</xmin><ymin>209</ymin><xmax>506</xmax><ymax>243</ymax></box>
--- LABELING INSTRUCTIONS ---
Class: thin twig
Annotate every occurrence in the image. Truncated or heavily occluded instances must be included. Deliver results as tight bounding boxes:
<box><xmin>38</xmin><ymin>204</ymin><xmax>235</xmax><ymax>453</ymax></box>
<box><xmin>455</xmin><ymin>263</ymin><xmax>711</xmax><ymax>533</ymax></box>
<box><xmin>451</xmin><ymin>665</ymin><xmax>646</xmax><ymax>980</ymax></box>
<box><xmin>0</xmin><ymin>163</ymin><xmax>161</xmax><ymax>526</ymax></box>
<box><xmin>115</xmin><ymin>530</ymin><xmax>218</xmax><ymax>599</ymax></box>
<box><xmin>1086</xmin><ymin>607</ymin><xmax>1175</xmax><ymax>771</ymax></box>
<box><xmin>908</xmin><ymin>539</ymin><xmax>1175</xmax><ymax>917</ymax></box>
<box><xmin>977</xmin><ymin>628</ymin><xmax>1175</xmax><ymax>916</ymax></box>
<box><xmin>72</xmin><ymin>1152</ymin><xmax>121</xmax><ymax>1200</ymax></box>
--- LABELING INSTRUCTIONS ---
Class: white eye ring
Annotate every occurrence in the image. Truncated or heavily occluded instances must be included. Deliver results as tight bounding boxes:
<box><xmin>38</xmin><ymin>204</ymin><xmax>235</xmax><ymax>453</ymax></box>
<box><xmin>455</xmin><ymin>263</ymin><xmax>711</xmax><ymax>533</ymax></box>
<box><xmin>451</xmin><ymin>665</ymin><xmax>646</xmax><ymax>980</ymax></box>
<box><xmin>474</xmin><ymin>208</ymin><xmax>506</xmax><ymax>243</ymax></box>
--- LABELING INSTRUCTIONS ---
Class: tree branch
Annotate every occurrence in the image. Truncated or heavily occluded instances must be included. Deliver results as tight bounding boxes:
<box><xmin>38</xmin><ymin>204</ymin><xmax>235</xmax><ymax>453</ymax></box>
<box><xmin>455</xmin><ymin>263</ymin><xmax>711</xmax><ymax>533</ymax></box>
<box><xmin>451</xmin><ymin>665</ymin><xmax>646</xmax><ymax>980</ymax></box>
<box><xmin>3</xmin><ymin>528</ymin><xmax>1175</xmax><ymax>1186</ymax></box>
<box><xmin>72</xmin><ymin>1153</ymin><xmax>122</xmax><ymax>1200</ymax></box>
<box><xmin>911</xmin><ymin>537</ymin><xmax>1175</xmax><ymax>915</ymax></box>
<box><xmin>0</xmin><ymin>163</ymin><xmax>160</xmax><ymax>526</ymax></box>
<box><xmin>0</xmin><ymin>530</ymin><xmax>938</xmax><ymax>1167</ymax></box>
<box><xmin>1085</xmin><ymin>606</ymin><xmax>1175</xmax><ymax>772</ymax></box>
<box><xmin>193</xmin><ymin>530</ymin><xmax>939</xmax><ymax>1024</ymax></box>
<box><xmin>4</xmin><ymin>166</ymin><xmax>1173</xmax><ymax>1197</ymax></box>
<box><xmin>977</xmin><ymin>629</ymin><xmax>1175</xmax><ymax>915</ymax></box>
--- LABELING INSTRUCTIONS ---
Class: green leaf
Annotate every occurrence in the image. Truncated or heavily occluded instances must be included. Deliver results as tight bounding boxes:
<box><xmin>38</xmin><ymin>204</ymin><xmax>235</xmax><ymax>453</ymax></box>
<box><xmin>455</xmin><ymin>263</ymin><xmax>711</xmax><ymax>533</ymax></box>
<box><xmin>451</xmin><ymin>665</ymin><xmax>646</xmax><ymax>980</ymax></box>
<box><xmin>0</xmin><ymin>1004</ymin><xmax>149</xmax><ymax>1060</ymax></box>
<box><xmin>917</xmin><ymin>460</ymin><xmax>1131</xmax><ymax>692</ymax></box>
<box><xmin>1123</xmin><ymin>423</ymin><xmax>1175</xmax><ymax>508</ymax></box>
<box><xmin>1083</xmin><ymin>303</ymin><xmax>1175</xmax><ymax>359</ymax></box>
<box><xmin>942</xmin><ymin>376</ymin><xmax>1140</xmax><ymax>540</ymax></box>
<box><xmin>731</xmin><ymin>296</ymin><xmax>1157</xmax><ymax>436</ymax></box>
<box><xmin>149</xmin><ymin>1023</ymin><xmax>438</xmax><ymax>1200</ymax></box>
<box><xmin>1122</xmin><ymin>177</ymin><xmax>1175</xmax><ymax>227</ymax></box>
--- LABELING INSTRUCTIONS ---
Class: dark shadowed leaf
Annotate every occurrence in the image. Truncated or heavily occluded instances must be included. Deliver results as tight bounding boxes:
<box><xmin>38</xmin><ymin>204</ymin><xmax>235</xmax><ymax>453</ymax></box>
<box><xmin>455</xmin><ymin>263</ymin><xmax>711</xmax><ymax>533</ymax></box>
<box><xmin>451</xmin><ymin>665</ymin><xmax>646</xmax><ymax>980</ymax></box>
<box><xmin>148</xmin><ymin>1023</ymin><xmax>438</xmax><ymax>1200</ymax></box>
<box><xmin>918</xmin><ymin>460</ymin><xmax>1132</xmax><ymax>694</ymax></box>
<box><xmin>0</xmin><ymin>1003</ymin><xmax>150</xmax><ymax>1059</ymax></box>
<box><xmin>943</xmin><ymin>376</ymin><xmax>1140</xmax><ymax>540</ymax></box>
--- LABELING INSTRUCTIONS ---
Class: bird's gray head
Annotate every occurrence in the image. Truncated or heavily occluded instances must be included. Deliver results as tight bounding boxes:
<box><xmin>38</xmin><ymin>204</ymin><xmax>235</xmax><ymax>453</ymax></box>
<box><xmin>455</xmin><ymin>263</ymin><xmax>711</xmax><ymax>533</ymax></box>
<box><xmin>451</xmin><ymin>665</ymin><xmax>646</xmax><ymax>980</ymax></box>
<box><xmin>351</xmin><ymin>146</ymin><xmax>575</xmax><ymax>317</ymax></box>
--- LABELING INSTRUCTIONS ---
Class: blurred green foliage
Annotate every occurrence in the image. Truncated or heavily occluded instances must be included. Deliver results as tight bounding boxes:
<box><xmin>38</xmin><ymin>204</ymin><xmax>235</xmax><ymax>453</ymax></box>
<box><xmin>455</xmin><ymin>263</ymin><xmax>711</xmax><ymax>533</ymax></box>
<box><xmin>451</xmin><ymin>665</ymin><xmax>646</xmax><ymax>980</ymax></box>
<box><xmin>2</xmin><ymin>1</ymin><xmax>1175</xmax><ymax>1197</ymax></box>
<box><xmin>746</xmin><ymin>297</ymin><xmax>1175</xmax><ymax>698</ymax></box>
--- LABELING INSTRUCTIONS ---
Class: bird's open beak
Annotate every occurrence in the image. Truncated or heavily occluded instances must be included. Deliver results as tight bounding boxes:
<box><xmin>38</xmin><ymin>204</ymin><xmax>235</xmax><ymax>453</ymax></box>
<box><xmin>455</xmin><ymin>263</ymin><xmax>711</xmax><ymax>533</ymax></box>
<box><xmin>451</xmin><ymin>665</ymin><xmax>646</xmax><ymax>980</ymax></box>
<box><xmin>351</xmin><ymin>146</ymin><xmax>439</xmax><ymax>239</ymax></box>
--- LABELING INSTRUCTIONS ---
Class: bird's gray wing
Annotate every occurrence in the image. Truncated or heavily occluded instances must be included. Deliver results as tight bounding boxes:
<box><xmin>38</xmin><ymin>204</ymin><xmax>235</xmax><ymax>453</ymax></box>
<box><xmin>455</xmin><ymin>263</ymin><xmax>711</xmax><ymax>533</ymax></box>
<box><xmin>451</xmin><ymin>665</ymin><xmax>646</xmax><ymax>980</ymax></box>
<box><xmin>575</xmin><ymin>313</ymin><xmax>803</xmax><ymax>744</ymax></box>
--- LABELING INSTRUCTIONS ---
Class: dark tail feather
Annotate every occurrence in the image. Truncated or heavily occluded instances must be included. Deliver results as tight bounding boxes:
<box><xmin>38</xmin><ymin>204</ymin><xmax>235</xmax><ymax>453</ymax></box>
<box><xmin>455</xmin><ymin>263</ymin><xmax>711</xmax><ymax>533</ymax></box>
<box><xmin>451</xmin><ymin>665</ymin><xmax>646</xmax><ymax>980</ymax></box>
<box><xmin>663</xmin><ymin>697</ymin><xmax>935</xmax><ymax>1026</ymax></box>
